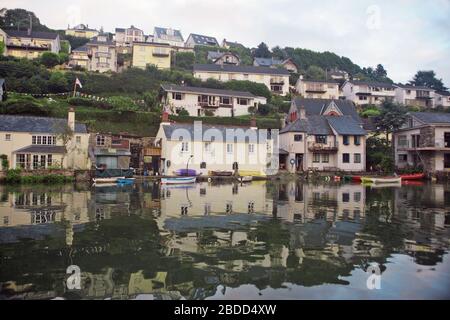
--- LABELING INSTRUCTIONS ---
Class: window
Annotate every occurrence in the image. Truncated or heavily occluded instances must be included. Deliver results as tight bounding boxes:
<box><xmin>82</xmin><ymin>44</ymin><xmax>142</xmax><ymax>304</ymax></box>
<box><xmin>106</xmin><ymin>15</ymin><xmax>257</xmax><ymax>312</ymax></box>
<box><xmin>37</xmin><ymin>136</ymin><xmax>42</xmax><ymax>145</ymax></box>
<box><xmin>181</xmin><ymin>206</ymin><xmax>188</xmax><ymax>216</ymax></box>
<box><xmin>359</xmin><ymin>96</ymin><xmax>368</xmax><ymax>101</ymax></box>
<box><xmin>47</xmin><ymin>154</ymin><xmax>53</xmax><ymax>167</ymax></box>
<box><xmin>398</xmin><ymin>135</ymin><xmax>407</xmax><ymax>147</ymax></box>
<box><xmin>354</xmin><ymin>136</ymin><xmax>361</xmax><ymax>146</ymax></box>
<box><xmin>271</xmin><ymin>85</ymin><xmax>282</xmax><ymax>92</ymax></box>
<box><xmin>200</xmin><ymin>162</ymin><xmax>207</xmax><ymax>169</ymax></box>
<box><xmin>5</xmin><ymin>134</ymin><xmax>11</xmax><ymax>141</ymax></box>
<box><xmin>248</xmin><ymin>144</ymin><xmax>255</xmax><ymax>154</ymax></box>
<box><xmin>32</xmin><ymin>136</ymin><xmax>37</xmax><ymax>145</ymax></box>
<box><xmin>315</xmin><ymin>135</ymin><xmax>327</xmax><ymax>144</ymax></box>
<box><xmin>354</xmin><ymin>192</ymin><xmax>361</xmax><ymax>202</ymax></box>
<box><xmin>313</xmin><ymin>153</ymin><xmax>321</xmax><ymax>163</ymax></box>
<box><xmin>96</xmin><ymin>135</ymin><xmax>106</xmax><ymax>146</ymax></box>
<box><xmin>294</xmin><ymin>134</ymin><xmax>303</xmax><ymax>142</ymax></box>
<box><xmin>237</xmin><ymin>98</ymin><xmax>248</xmax><ymax>106</ymax></box>
<box><xmin>53</xmin><ymin>136</ymin><xmax>57</xmax><ymax>145</ymax></box>
<box><xmin>354</xmin><ymin>153</ymin><xmax>361</xmax><ymax>163</ymax></box>
<box><xmin>42</xmin><ymin>136</ymin><xmax>47</xmax><ymax>145</ymax></box>
<box><xmin>343</xmin><ymin>135</ymin><xmax>350</xmax><ymax>145</ymax></box>
<box><xmin>227</xmin><ymin>143</ymin><xmax>233</xmax><ymax>154</ymax></box>
<box><xmin>16</xmin><ymin>154</ymin><xmax>25</xmax><ymax>169</ymax></box>
<box><xmin>343</xmin><ymin>153</ymin><xmax>350</xmax><ymax>163</ymax></box>
<box><xmin>33</xmin><ymin>155</ymin><xmax>39</xmax><ymax>169</ymax></box>
<box><xmin>220</xmin><ymin>97</ymin><xmax>231</xmax><ymax>105</ymax></box>
<box><xmin>398</xmin><ymin>154</ymin><xmax>408</xmax><ymax>162</ymax></box>
<box><xmin>76</xmin><ymin>136</ymin><xmax>81</xmax><ymax>144</ymax></box>
<box><xmin>248</xmin><ymin>201</ymin><xmax>255</xmax><ymax>214</ymax></box>
<box><xmin>204</xmin><ymin>142</ymin><xmax>212</xmax><ymax>152</ymax></box>
<box><xmin>181</xmin><ymin>142</ymin><xmax>189</xmax><ymax>152</ymax></box>
<box><xmin>322</xmin><ymin>154</ymin><xmax>329</xmax><ymax>163</ymax></box>
<box><xmin>342</xmin><ymin>193</ymin><xmax>350</xmax><ymax>203</ymax></box>
<box><xmin>40</xmin><ymin>155</ymin><xmax>46</xmax><ymax>168</ymax></box>
<box><xmin>173</xmin><ymin>92</ymin><xmax>183</xmax><ymax>100</ymax></box>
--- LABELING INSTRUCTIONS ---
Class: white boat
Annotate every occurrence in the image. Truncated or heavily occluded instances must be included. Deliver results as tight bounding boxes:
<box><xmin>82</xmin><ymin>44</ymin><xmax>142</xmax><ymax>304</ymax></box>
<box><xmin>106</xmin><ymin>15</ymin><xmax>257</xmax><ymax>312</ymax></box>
<box><xmin>161</xmin><ymin>177</ymin><xmax>197</xmax><ymax>185</ymax></box>
<box><xmin>93</xmin><ymin>177</ymin><xmax>125</xmax><ymax>184</ymax></box>
<box><xmin>238</xmin><ymin>176</ymin><xmax>253</xmax><ymax>183</ymax></box>
<box><xmin>372</xmin><ymin>177</ymin><xmax>402</xmax><ymax>184</ymax></box>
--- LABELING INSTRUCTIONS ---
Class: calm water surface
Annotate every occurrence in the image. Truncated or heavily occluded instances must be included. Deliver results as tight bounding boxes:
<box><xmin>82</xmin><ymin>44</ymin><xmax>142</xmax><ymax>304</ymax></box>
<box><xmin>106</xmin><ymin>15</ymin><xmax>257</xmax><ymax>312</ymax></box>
<box><xmin>0</xmin><ymin>180</ymin><xmax>449</xmax><ymax>300</ymax></box>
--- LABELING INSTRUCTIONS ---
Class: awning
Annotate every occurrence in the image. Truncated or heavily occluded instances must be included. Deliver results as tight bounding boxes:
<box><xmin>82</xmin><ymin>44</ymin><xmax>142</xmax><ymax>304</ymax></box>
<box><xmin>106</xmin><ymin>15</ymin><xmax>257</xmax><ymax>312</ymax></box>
<box><xmin>13</xmin><ymin>145</ymin><xmax>67</xmax><ymax>154</ymax></box>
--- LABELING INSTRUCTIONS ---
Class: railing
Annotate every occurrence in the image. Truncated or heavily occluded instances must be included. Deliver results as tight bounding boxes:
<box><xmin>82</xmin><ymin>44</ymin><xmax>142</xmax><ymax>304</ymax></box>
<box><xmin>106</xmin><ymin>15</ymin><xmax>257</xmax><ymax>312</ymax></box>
<box><xmin>308</xmin><ymin>141</ymin><xmax>339</xmax><ymax>152</ymax></box>
<box><xmin>398</xmin><ymin>139</ymin><xmax>450</xmax><ymax>149</ymax></box>
<box><xmin>95</xmin><ymin>52</ymin><xmax>111</xmax><ymax>58</ymax></box>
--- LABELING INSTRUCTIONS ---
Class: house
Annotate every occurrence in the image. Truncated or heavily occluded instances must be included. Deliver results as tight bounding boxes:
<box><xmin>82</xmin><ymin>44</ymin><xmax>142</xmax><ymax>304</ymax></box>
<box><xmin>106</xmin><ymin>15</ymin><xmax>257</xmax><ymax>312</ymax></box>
<box><xmin>207</xmin><ymin>51</ymin><xmax>240</xmax><ymax>65</ymax></box>
<box><xmin>90</xmin><ymin>134</ymin><xmax>132</xmax><ymax>169</ymax></box>
<box><xmin>328</xmin><ymin>68</ymin><xmax>349</xmax><ymax>81</ymax></box>
<box><xmin>193</xmin><ymin>64</ymin><xmax>291</xmax><ymax>96</ymax></box>
<box><xmin>155</xmin><ymin>116</ymin><xmax>271</xmax><ymax>176</ymax></box>
<box><xmin>394</xmin><ymin>84</ymin><xmax>436</xmax><ymax>108</ymax></box>
<box><xmin>0</xmin><ymin>78</ymin><xmax>5</xmax><ymax>102</ymax></box>
<box><xmin>115</xmin><ymin>26</ymin><xmax>145</xmax><ymax>47</ymax></box>
<box><xmin>160</xmin><ymin>84</ymin><xmax>267</xmax><ymax>117</ymax></box>
<box><xmin>296</xmin><ymin>77</ymin><xmax>340</xmax><ymax>99</ymax></box>
<box><xmin>394</xmin><ymin>112</ymin><xmax>450</xmax><ymax>174</ymax></box>
<box><xmin>341</xmin><ymin>80</ymin><xmax>396</xmax><ymax>106</ymax></box>
<box><xmin>0</xmin><ymin>29</ymin><xmax>61</xmax><ymax>59</ymax></box>
<box><xmin>0</xmin><ymin>110</ymin><xmax>90</xmax><ymax>170</ymax></box>
<box><xmin>132</xmin><ymin>42</ymin><xmax>171</xmax><ymax>70</ymax></box>
<box><xmin>253</xmin><ymin>57</ymin><xmax>298</xmax><ymax>73</ymax></box>
<box><xmin>153</xmin><ymin>27</ymin><xmax>184</xmax><ymax>47</ymax></box>
<box><xmin>185</xmin><ymin>33</ymin><xmax>219</xmax><ymax>48</ymax></box>
<box><xmin>86</xmin><ymin>35</ymin><xmax>117</xmax><ymax>73</ymax></box>
<box><xmin>222</xmin><ymin>39</ymin><xmax>245</xmax><ymax>49</ymax></box>
<box><xmin>65</xmin><ymin>24</ymin><xmax>99</xmax><ymax>39</ymax></box>
<box><xmin>68</xmin><ymin>45</ymin><xmax>89</xmax><ymax>69</ymax></box>
<box><xmin>435</xmin><ymin>91</ymin><xmax>450</xmax><ymax>108</ymax></box>
<box><xmin>279</xmin><ymin>98</ymin><xmax>366</xmax><ymax>172</ymax></box>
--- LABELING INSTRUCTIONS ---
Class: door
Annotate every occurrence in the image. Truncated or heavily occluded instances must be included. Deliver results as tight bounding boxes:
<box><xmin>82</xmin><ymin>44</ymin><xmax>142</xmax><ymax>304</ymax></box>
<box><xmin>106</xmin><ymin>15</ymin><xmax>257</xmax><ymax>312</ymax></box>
<box><xmin>295</xmin><ymin>154</ymin><xmax>304</xmax><ymax>172</ymax></box>
<box><xmin>445</xmin><ymin>154</ymin><xmax>450</xmax><ymax>169</ymax></box>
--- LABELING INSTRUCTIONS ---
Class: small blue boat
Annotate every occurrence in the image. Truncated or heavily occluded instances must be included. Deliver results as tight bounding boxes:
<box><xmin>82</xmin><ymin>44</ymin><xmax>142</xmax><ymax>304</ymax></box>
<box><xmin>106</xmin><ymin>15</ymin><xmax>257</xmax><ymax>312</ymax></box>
<box><xmin>117</xmin><ymin>178</ymin><xmax>136</xmax><ymax>185</ymax></box>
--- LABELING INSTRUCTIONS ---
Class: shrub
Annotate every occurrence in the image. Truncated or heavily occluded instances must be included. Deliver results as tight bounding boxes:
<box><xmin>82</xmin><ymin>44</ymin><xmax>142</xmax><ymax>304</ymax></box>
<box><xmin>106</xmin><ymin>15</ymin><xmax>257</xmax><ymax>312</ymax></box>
<box><xmin>0</xmin><ymin>154</ymin><xmax>8</xmax><ymax>170</ymax></box>
<box><xmin>5</xmin><ymin>169</ymin><xmax>22</xmax><ymax>183</ymax></box>
<box><xmin>40</xmin><ymin>52</ymin><xmax>61</xmax><ymax>68</ymax></box>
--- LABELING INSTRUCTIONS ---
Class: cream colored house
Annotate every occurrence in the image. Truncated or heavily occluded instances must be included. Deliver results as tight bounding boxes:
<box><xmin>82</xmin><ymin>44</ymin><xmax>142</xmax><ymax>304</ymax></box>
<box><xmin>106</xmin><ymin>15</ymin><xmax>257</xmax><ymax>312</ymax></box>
<box><xmin>280</xmin><ymin>98</ymin><xmax>367</xmax><ymax>172</ymax></box>
<box><xmin>0</xmin><ymin>28</ymin><xmax>60</xmax><ymax>59</ymax></box>
<box><xmin>86</xmin><ymin>35</ymin><xmax>117</xmax><ymax>73</ymax></box>
<box><xmin>185</xmin><ymin>33</ymin><xmax>219</xmax><ymax>48</ymax></box>
<box><xmin>435</xmin><ymin>91</ymin><xmax>450</xmax><ymax>108</ymax></box>
<box><xmin>253</xmin><ymin>57</ymin><xmax>298</xmax><ymax>73</ymax></box>
<box><xmin>0</xmin><ymin>111</ymin><xmax>91</xmax><ymax>171</ymax></box>
<box><xmin>207</xmin><ymin>51</ymin><xmax>240</xmax><ymax>66</ymax></box>
<box><xmin>394</xmin><ymin>112</ymin><xmax>450</xmax><ymax>173</ymax></box>
<box><xmin>394</xmin><ymin>84</ymin><xmax>436</xmax><ymax>108</ymax></box>
<box><xmin>341</xmin><ymin>80</ymin><xmax>396</xmax><ymax>106</ymax></box>
<box><xmin>115</xmin><ymin>26</ymin><xmax>145</xmax><ymax>47</ymax></box>
<box><xmin>160</xmin><ymin>84</ymin><xmax>267</xmax><ymax>117</ymax></box>
<box><xmin>296</xmin><ymin>77</ymin><xmax>340</xmax><ymax>99</ymax></box>
<box><xmin>193</xmin><ymin>64</ymin><xmax>290</xmax><ymax>96</ymax></box>
<box><xmin>155</xmin><ymin>118</ymin><xmax>272</xmax><ymax>176</ymax></box>
<box><xmin>66</xmin><ymin>24</ymin><xmax>99</xmax><ymax>39</ymax></box>
<box><xmin>132</xmin><ymin>42</ymin><xmax>171</xmax><ymax>69</ymax></box>
<box><xmin>68</xmin><ymin>45</ymin><xmax>89</xmax><ymax>69</ymax></box>
<box><xmin>153</xmin><ymin>27</ymin><xmax>184</xmax><ymax>47</ymax></box>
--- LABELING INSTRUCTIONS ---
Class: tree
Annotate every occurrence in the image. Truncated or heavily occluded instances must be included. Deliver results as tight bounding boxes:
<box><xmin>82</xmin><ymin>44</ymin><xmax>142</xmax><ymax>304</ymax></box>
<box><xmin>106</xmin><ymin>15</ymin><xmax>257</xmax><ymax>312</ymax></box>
<box><xmin>174</xmin><ymin>52</ymin><xmax>195</xmax><ymax>70</ymax></box>
<box><xmin>374</xmin><ymin>64</ymin><xmax>387</xmax><ymax>79</ymax></box>
<box><xmin>409</xmin><ymin>70</ymin><xmax>447</xmax><ymax>91</ymax></box>
<box><xmin>143</xmin><ymin>91</ymin><xmax>159</xmax><ymax>112</ymax></box>
<box><xmin>48</xmin><ymin>71</ymin><xmax>68</xmax><ymax>93</ymax></box>
<box><xmin>224</xmin><ymin>80</ymin><xmax>272</xmax><ymax>100</ymax></box>
<box><xmin>375</xmin><ymin>101</ymin><xmax>408</xmax><ymax>143</ymax></box>
<box><xmin>305</xmin><ymin>65</ymin><xmax>325</xmax><ymax>80</ymax></box>
<box><xmin>108</xmin><ymin>96</ymin><xmax>139</xmax><ymax>112</ymax></box>
<box><xmin>40</xmin><ymin>52</ymin><xmax>61</xmax><ymax>68</ymax></box>
<box><xmin>254</xmin><ymin>42</ymin><xmax>271</xmax><ymax>58</ymax></box>
<box><xmin>366</xmin><ymin>136</ymin><xmax>393</xmax><ymax>173</ymax></box>
<box><xmin>58</xmin><ymin>52</ymin><xmax>69</xmax><ymax>65</ymax></box>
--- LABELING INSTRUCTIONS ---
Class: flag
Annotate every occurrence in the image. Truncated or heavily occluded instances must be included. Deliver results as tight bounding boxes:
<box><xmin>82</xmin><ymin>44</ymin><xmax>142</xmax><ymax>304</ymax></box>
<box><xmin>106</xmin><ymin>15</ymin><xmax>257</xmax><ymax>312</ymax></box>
<box><xmin>75</xmin><ymin>78</ymin><xmax>83</xmax><ymax>89</ymax></box>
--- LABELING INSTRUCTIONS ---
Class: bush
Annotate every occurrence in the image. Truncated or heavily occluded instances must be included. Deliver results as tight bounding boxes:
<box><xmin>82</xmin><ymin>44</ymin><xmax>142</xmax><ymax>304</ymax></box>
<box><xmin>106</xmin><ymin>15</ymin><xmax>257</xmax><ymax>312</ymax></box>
<box><xmin>5</xmin><ymin>169</ymin><xmax>22</xmax><ymax>183</ymax></box>
<box><xmin>0</xmin><ymin>154</ymin><xmax>8</xmax><ymax>170</ymax></box>
<box><xmin>174</xmin><ymin>52</ymin><xmax>195</xmax><ymax>70</ymax></box>
<box><xmin>40</xmin><ymin>52</ymin><xmax>61</xmax><ymax>68</ymax></box>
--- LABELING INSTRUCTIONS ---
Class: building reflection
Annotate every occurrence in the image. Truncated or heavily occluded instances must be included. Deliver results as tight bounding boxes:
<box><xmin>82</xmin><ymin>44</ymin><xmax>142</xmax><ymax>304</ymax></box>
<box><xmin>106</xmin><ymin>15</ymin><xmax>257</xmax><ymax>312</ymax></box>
<box><xmin>0</xmin><ymin>181</ymin><xmax>449</xmax><ymax>299</ymax></box>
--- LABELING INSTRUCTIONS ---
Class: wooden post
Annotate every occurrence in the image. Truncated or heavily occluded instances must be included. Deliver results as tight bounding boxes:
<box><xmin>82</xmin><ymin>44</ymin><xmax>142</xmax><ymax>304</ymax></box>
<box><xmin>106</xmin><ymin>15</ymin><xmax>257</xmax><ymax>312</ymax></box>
<box><xmin>72</xmin><ymin>79</ymin><xmax>77</xmax><ymax>98</ymax></box>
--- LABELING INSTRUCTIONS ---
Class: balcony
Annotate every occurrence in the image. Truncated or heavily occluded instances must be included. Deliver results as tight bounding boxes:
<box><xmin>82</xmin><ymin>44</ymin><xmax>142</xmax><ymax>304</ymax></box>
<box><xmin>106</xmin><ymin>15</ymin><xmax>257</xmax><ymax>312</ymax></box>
<box><xmin>308</xmin><ymin>141</ymin><xmax>339</xmax><ymax>152</ymax></box>
<box><xmin>152</xmin><ymin>51</ymin><xmax>170</xmax><ymax>57</ymax></box>
<box><xmin>270</xmin><ymin>78</ymin><xmax>285</xmax><ymax>85</ymax></box>
<box><xmin>6</xmin><ymin>42</ymin><xmax>50</xmax><ymax>51</ymax></box>
<box><xmin>398</xmin><ymin>139</ymin><xmax>450</xmax><ymax>151</ymax></box>
<box><xmin>95</xmin><ymin>52</ymin><xmax>111</xmax><ymax>58</ymax></box>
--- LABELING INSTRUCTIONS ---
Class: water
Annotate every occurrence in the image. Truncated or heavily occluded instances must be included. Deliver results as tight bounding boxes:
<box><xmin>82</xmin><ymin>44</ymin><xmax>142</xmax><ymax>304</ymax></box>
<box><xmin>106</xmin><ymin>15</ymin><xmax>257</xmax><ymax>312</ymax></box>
<box><xmin>0</xmin><ymin>180</ymin><xmax>449</xmax><ymax>300</ymax></box>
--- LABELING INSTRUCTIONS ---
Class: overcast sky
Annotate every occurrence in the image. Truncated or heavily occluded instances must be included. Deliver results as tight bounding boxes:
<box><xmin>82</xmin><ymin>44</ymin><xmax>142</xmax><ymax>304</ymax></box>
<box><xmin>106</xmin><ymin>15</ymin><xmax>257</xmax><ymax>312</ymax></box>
<box><xmin>3</xmin><ymin>0</ymin><xmax>450</xmax><ymax>86</ymax></box>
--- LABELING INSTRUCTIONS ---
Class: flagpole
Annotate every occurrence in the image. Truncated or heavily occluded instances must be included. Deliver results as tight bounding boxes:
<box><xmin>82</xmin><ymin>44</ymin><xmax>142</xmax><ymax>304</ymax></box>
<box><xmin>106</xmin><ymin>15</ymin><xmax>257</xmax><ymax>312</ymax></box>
<box><xmin>73</xmin><ymin>79</ymin><xmax>77</xmax><ymax>98</ymax></box>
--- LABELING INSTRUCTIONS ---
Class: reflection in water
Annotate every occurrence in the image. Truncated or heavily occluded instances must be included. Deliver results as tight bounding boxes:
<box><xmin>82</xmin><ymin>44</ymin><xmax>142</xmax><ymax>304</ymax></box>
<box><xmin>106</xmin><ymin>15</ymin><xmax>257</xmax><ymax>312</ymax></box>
<box><xmin>0</xmin><ymin>181</ymin><xmax>449</xmax><ymax>300</ymax></box>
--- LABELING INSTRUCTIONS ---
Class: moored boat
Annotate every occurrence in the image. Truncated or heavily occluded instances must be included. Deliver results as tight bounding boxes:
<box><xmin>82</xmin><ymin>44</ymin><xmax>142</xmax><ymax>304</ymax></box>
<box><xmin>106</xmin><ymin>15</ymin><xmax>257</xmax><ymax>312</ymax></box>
<box><xmin>210</xmin><ymin>171</ymin><xmax>233</xmax><ymax>177</ymax></box>
<box><xmin>161</xmin><ymin>177</ymin><xmax>197</xmax><ymax>185</ymax></box>
<box><xmin>400</xmin><ymin>173</ymin><xmax>425</xmax><ymax>181</ymax></box>
<box><xmin>117</xmin><ymin>178</ymin><xmax>135</xmax><ymax>185</ymax></box>
<box><xmin>174</xmin><ymin>169</ymin><xmax>199</xmax><ymax>177</ymax></box>
<box><xmin>93</xmin><ymin>177</ymin><xmax>125</xmax><ymax>184</ymax></box>
<box><xmin>238</xmin><ymin>176</ymin><xmax>253</xmax><ymax>183</ymax></box>
<box><xmin>351</xmin><ymin>176</ymin><xmax>362</xmax><ymax>182</ymax></box>
<box><xmin>362</xmin><ymin>177</ymin><xmax>402</xmax><ymax>184</ymax></box>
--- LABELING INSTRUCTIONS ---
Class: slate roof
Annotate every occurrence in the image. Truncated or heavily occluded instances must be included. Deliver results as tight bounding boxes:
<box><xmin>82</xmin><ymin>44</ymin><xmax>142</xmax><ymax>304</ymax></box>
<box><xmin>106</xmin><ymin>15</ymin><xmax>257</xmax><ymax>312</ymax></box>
<box><xmin>436</xmin><ymin>91</ymin><xmax>450</xmax><ymax>97</ymax></box>
<box><xmin>161</xmin><ymin>123</ymin><xmax>263</xmax><ymax>142</ymax></box>
<box><xmin>194</xmin><ymin>64</ymin><xmax>290</xmax><ymax>76</ymax></box>
<box><xmin>292</xmin><ymin>98</ymin><xmax>362</xmax><ymax>123</ymax></box>
<box><xmin>410</xmin><ymin>112</ymin><xmax>450</xmax><ymax>124</ymax></box>
<box><xmin>326</xmin><ymin>116</ymin><xmax>367</xmax><ymax>135</ymax></box>
<box><xmin>3</xmin><ymin>30</ymin><xmax>59</xmax><ymax>40</ymax></box>
<box><xmin>14</xmin><ymin>145</ymin><xmax>67</xmax><ymax>154</ymax></box>
<box><xmin>70</xmin><ymin>24</ymin><xmax>98</xmax><ymax>32</ymax></box>
<box><xmin>350</xmin><ymin>80</ymin><xmax>396</xmax><ymax>89</ymax></box>
<box><xmin>161</xmin><ymin>84</ymin><xmax>255</xmax><ymax>98</ymax></box>
<box><xmin>300</xmin><ymin>79</ymin><xmax>339</xmax><ymax>84</ymax></box>
<box><xmin>115</xmin><ymin>28</ymin><xmax>126</xmax><ymax>33</ymax></box>
<box><xmin>207</xmin><ymin>51</ymin><xmax>239</xmax><ymax>62</ymax></box>
<box><xmin>254</xmin><ymin>57</ymin><xmax>283</xmax><ymax>67</ymax></box>
<box><xmin>395</xmin><ymin>84</ymin><xmax>434</xmax><ymax>91</ymax></box>
<box><xmin>73</xmin><ymin>45</ymin><xmax>88</xmax><ymax>52</ymax></box>
<box><xmin>188</xmin><ymin>33</ymin><xmax>219</xmax><ymax>46</ymax></box>
<box><xmin>154</xmin><ymin>27</ymin><xmax>184</xmax><ymax>41</ymax></box>
<box><xmin>0</xmin><ymin>115</ymin><xmax>87</xmax><ymax>134</ymax></box>
<box><xmin>280</xmin><ymin>115</ymin><xmax>366</xmax><ymax>136</ymax></box>
<box><xmin>87</xmin><ymin>36</ymin><xmax>115</xmax><ymax>46</ymax></box>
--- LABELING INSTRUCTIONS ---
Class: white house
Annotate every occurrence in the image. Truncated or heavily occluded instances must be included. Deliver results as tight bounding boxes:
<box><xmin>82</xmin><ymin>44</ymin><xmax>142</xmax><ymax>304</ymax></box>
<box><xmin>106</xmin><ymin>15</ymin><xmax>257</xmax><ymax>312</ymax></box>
<box><xmin>295</xmin><ymin>77</ymin><xmax>340</xmax><ymax>100</ymax></box>
<box><xmin>394</xmin><ymin>84</ymin><xmax>436</xmax><ymax>108</ymax></box>
<box><xmin>160</xmin><ymin>84</ymin><xmax>267</xmax><ymax>117</ymax></box>
<box><xmin>435</xmin><ymin>91</ymin><xmax>450</xmax><ymax>108</ymax></box>
<box><xmin>155</xmin><ymin>116</ymin><xmax>273</xmax><ymax>177</ymax></box>
<box><xmin>185</xmin><ymin>33</ymin><xmax>219</xmax><ymax>48</ymax></box>
<box><xmin>341</xmin><ymin>80</ymin><xmax>396</xmax><ymax>106</ymax></box>
<box><xmin>207</xmin><ymin>51</ymin><xmax>240</xmax><ymax>66</ymax></box>
<box><xmin>193</xmin><ymin>64</ymin><xmax>290</xmax><ymax>96</ymax></box>
<box><xmin>280</xmin><ymin>98</ymin><xmax>367</xmax><ymax>173</ymax></box>
<box><xmin>115</xmin><ymin>26</ymin><xmax>145</xmax><ymax>47</ymax></box>
<box><xmin>153</xmin><ymin>27</ymin><xmax>184</xmax><ymax>47</ymax></box>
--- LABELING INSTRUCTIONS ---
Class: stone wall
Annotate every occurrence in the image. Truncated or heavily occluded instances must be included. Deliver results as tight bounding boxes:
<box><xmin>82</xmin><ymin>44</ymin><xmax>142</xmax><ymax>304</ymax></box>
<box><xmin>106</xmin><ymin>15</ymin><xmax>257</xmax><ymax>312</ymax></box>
<box><xmin>419</xmin><ymin>127</ymin><xmax>435</xmax><ymax>148</ymax></box>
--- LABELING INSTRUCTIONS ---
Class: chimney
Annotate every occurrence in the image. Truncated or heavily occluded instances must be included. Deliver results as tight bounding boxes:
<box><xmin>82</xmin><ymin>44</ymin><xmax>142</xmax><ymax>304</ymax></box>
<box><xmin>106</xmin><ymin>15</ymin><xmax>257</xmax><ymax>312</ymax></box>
<box><xmin>250</xmin><ymin>117</ymin><xmax>257</xmax><ymax>130</ymax></box>
<box><xmin>68</xmin><ymin>107</ymin><xmax>75</xmax><ymax>131</ymax></box>
<box><xmin>161</xmin><ymin>110</ymin><xmax>170</xmax><ymax>125</ymax></box>
<box><xmin>299</xmin><ymin>106</ymin><xmax>306</xmax><ymax>120</ymax></box>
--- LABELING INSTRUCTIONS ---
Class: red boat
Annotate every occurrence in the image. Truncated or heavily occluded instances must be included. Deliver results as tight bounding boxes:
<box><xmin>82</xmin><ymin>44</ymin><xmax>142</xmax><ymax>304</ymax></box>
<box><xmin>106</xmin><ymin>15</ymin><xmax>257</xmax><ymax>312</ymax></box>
<box><xmin>351</xmin><ymin>176</ymin><xmax>362</xmax><ymax>182</ymax></box>
<box><xmin>400</xmin><ymin>173</ymin><xmax>425</xmax><ymax>181</ymax></box>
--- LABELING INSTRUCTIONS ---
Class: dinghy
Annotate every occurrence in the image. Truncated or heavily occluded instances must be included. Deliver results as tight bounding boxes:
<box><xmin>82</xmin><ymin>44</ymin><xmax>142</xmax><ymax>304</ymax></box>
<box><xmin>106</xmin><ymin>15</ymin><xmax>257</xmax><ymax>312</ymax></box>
<box><xmin>161</xmin><ymin>177</ymin><xmax>197</xmax><ymax>185</ymax></box>
<box><xmin>238</xmin><ymin>176</ymin><xmax>253</xmax><ymax>183</ymax></box>
<box><xmin>211</xmin><ymin>171</ymin><xmax>233</xmax><ymax>177</ymax></box>
<box><xmin>93</xmin><ymin>177</ymin><xmax>125</xmax><ymax>184</ymax></box>
<box><xmin>361</xmin><ymin>177</ymin><xmax>401</xmax><ymax>184</ymax></box>
<box><xmin>400</xmin><ymin>173</ymin><xmax>425</xmax><ymax>181</ymax></box>
<box><xmin>117</xmin><ymin>178</ymin><xmax>135</xmax><ymax>185</ymax></box>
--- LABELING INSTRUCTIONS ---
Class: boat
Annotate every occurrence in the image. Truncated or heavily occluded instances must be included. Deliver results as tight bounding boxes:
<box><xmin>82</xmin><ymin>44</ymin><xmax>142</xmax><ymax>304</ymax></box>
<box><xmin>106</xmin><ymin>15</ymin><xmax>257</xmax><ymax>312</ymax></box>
<box><xmin>93</xmin><ymin>177</ymin><xmax>125</xmax><ymax>184</ymax></box>
<box><xmin>238</xmin><ymin>176</ymin><xmax>253</xmax><ymax>183</ymax></box>
<box><xmin>173</xmin><ymin>169</ymin><xmax>199</xmax><ymax>177</ymax></box>
<box><xmin>370</xmin><ymin>181</ymin><xmax>402</xmax><ymax>188</ymax></box>
<box><xmin>210</xmin><ymin>171</ymin><xmax>233</xmax><ymax>177</ymax></box>
<box><xmin>361</xmin><ymin>177</ymin><xmax>401</xmax><ymax>184</ymax></box>
<box><xmin>351</xmin><ymin>176</ymin><xmax>362</xmax><ymax>182</ymax></box>
<box><xmin>161</xmin><ymin>177</ymin><xmax>197</xmax><ymax>185</ymax></box>
<box><xmin>400</xmin><ymin>173</ymin><xmax>425</xmax><ymax>181</ymax></box>
<box><xmin>117</xmin><ymin>178</ymin><xmax>135</xmax><ymax>185</ymax></box>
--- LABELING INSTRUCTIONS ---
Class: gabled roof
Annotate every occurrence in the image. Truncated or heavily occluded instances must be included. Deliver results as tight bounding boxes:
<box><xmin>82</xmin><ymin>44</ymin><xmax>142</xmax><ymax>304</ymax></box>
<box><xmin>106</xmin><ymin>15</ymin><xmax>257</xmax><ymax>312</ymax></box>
<box><xmin>161</xmin><ymin>84</ymin><xmax>255</xmax><ymax>98</ymax></box>
<box><xmin>327</xmin><ymin>116</ymin><xmax>367</xmax><ymax>135</ymax></box>
<box><xmin>348</xmin><ymin>80</ymin><xmax>396</xmax><ymax>89</ymax></box>
<box><xmin>280</xmin><ymin>115</ymin><xmax>366</xmax><ymax>136</ymax></box>
<box><xmin>395</xmin><ymin>84</ymin><xmax>435</xmax><ymax>91</ymax></box>
<box><xmin>410</xmin><ymin>112</ymin><xmax>450</xmax><ymax>125</ymax></box>
<box><xmin>254</xmin><ymin>57</ymin><xmax>283</xmax><ymax>67</ymax></box>
<box><xmin>223</xmin><ymin>39</ymin><xmax>245</xmax><ymax>48</ymax></box>
<box><xmin>69</xmin><ymin>24</ymin><xmax>98</xmax><ymax>32</ymax></box>
<box><xmin>3</xmin><ymin>29</ymin><xmax>59</xmax><ymax>40</ymax></box>
<box><xmin>436</xmin><ymin>91</ymin><xmax>450</xmax><ymax>97</ymax></box>
<box><xmin>0</xmin><ymin>115</ymin><xmax>87</xmax><ymax>134</ymax></box>
<box><xmin>188</xmin><ymin>33</ymin><xmax>219</xmax><ymax>46</ymax></box>
<box><xmin>73</xmin><ymin>45</ymin><xmax>88</xmax><ymax>52</ymax></box>
<box><xmin>194</xmin><ymin>64</ymin><xmax>290</xmax><ymax>76</ymax></box>
<box><xmin>87</xmin><ymin>36</ymin><xmax>115</xmax><ymax>46</ymax></box>
<box><xmin>154</xmin><ymin>27</ymin><xmax>184</xmax><ymax>41</ymax></box>
<box><xmin>292</xmin><ymin>98</ymin><xmax>361</xmax><ymax>123</ymax></box>
<box><xmin>207</xmin><ymin>51</ymin><xmax>239</xmax><ymax>62</ymax></box>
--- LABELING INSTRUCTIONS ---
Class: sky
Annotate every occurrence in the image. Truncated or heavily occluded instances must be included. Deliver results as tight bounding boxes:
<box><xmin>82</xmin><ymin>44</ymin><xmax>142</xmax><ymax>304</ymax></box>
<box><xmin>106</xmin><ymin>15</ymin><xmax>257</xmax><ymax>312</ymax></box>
<box><xmin>3</xmin><ymin>0</ymin><xmax>450</xmax><ymax>86</ymax></box>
